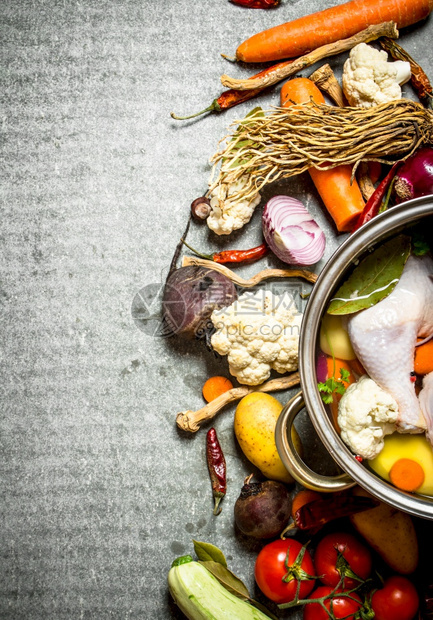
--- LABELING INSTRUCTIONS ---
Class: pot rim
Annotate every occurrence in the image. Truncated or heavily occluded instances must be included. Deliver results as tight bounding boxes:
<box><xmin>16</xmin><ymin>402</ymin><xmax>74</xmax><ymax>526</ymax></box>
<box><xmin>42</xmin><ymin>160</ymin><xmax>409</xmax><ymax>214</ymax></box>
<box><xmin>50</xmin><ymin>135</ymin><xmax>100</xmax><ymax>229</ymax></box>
<box><xmin>299</xmin><ymin>195</ymin><xmax>433</xmax><ymax>519</ymax></box>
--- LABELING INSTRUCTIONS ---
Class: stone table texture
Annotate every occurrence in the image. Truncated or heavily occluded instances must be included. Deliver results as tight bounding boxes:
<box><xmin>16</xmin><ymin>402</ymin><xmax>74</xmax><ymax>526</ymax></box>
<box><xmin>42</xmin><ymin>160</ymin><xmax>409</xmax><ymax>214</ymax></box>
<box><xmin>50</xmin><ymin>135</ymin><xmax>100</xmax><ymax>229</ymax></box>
<box><xmin>2</xmin><ymin>1</ymin><xmax>433</xmax><ymax>618</ymax></box>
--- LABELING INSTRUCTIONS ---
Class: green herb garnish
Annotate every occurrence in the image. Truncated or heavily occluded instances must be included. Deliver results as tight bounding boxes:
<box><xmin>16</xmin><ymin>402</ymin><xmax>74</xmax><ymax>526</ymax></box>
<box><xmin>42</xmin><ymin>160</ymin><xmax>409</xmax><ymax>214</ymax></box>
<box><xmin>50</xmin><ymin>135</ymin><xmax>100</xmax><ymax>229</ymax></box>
<box><xmin>318</xmin><ymin>367</ymin><xmax>351</xmax><ymax>404</ymax></box>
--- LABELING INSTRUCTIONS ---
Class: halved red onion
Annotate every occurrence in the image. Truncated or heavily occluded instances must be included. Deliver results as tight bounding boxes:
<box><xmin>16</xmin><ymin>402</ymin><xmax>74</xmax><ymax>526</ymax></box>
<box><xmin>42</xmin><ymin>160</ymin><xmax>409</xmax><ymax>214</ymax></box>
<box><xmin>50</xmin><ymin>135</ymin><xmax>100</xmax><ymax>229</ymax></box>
<box><xmin>394</xmin><ymin>146</ymin><xmax>433</xmax><ymax>203</ymax></box>
<box><xmin>262</xmin><ymin>195</ymin><xmax>326</xmax><ymax>266</ymax></box>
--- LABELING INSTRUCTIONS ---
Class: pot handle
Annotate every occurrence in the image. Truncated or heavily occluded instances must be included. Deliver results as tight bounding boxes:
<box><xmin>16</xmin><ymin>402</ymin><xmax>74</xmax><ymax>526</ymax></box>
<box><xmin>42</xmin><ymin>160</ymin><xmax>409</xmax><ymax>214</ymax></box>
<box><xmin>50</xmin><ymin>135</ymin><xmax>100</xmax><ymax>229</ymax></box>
<box><xmin>275</xmin><ymin>391</ymin><xmax>355</xmax><ymax>492</ymax></box>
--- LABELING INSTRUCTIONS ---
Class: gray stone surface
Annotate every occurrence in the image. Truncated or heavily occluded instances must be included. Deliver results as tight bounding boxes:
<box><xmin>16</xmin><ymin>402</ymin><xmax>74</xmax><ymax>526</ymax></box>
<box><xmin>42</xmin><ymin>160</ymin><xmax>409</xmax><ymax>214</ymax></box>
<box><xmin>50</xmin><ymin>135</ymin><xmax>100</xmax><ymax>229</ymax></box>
<box><xmin>2</xmin><ymin>1</ymin><xmax>433</xmax><ymax>618</ymax></box>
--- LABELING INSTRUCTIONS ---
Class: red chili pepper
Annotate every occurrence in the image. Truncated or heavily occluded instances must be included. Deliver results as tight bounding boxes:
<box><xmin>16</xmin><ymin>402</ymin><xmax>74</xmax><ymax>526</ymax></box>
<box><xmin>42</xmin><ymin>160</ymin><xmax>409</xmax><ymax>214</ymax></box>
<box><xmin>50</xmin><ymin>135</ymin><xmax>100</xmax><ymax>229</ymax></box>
<box><xmin>351</xmin><ymin>161</ymin><xmax>402</xmax><ymax>232</ymax></box>
<box><xmin>230</xmin><ymin>0</ymin><xmax>279</xmax><ymax>7</ymax></box>
<box><xmin>213</xmin><ymin>243</ymin><xmax>268</xmax><ymax>264</ymax></box>
<box><xmin>293</xmin><ymin>491</ymin><xmax>379</xmax><ymax>531</ymax></box>
<box><xmin>206</xmin><ymin>428</ymin><xmax>226</xmax><ymax>515</ymax></box>
<box><xmin>183</xmin><ymin>239</ymin><xmax>268</xmax><ymax>264</ymax></box>
<box><xmin>171</xmin><ymin>60</ymin><xmax>294</xmax><ymax>120</ymax></box>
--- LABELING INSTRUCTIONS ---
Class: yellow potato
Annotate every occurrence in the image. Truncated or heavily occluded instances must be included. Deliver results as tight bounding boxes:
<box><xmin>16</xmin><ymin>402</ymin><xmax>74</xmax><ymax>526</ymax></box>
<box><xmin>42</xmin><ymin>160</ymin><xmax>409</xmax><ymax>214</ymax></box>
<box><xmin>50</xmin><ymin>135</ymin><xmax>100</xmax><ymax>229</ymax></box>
<box><xmin>369</xmin><ymin>433</ymin><xmax>433</xmax><ymax>496</ymax></box>
<box><xmin>350</xmin><ymin>486</ymin><xmax>419</xmax><ymax>574</ymax></box>
<box><xmin>319</xmin><ymin>314</ymin><xmax>356</xmax><ymax>360</ymax></box>
<box><xmin>234</xmin><ymin>393</ymin><xmax>302</xmax><ymax>484</ymax></box>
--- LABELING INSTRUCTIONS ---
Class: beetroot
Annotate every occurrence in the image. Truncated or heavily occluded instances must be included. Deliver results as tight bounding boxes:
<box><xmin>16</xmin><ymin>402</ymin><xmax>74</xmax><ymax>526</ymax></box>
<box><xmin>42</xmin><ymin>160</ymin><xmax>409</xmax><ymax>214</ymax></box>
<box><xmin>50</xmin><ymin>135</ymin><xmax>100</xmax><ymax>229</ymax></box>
<box><xmin>161</xmin><ymin>265</ymin><xmax>237</xmax><ymax>340</ymax></box>
<box><xmin>234</xmin><ymin>476</ymin><xmax>292</xmax><ymax>539</ymax></box>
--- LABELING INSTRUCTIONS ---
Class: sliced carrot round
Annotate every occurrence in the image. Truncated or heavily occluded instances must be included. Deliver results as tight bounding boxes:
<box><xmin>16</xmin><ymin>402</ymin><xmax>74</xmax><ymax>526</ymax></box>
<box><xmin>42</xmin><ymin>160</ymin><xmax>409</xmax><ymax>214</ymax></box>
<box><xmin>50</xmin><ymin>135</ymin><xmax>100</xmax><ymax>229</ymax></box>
<box><xmin>414</xmin><ymin>339</ymin><xmax>433</xmax><ymax>375</ymax></box>
<box><xmin>202</xmin><ymin>376</ymin><xmax>234</xmax><ymax>403</ymax></box>
<box><xmin>389</xmin><ymin>458</ymin><xmax>425</xmax><ymax>492</ymax></box>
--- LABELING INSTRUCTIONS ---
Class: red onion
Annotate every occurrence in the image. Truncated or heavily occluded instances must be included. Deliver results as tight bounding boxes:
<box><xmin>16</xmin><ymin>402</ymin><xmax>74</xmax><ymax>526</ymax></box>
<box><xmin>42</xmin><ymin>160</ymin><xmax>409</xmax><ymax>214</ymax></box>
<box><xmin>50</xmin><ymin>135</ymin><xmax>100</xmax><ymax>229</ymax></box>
<box><xmin>262</xmin><ymin>195</ymin><xmax>326</xmax><ymax>266</ymax></box>
<box><xmin>394</xmin><ymin>146</ymin><xmax>433</xmax><ymax>203</ymax></box>
<box><xmin>316</xmin><ymin>350</ymin><xmax>328</xmax><ymax>383</ymax></box>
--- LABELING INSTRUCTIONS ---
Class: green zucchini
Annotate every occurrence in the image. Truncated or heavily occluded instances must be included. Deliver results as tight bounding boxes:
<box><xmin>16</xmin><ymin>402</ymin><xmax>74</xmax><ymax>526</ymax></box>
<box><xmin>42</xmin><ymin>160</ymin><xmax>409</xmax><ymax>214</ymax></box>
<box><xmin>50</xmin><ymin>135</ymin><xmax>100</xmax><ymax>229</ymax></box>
<box><xmin>168</xmin><ymin>555</ymin><xmax>270</xmax><ymax>620</ymax></box>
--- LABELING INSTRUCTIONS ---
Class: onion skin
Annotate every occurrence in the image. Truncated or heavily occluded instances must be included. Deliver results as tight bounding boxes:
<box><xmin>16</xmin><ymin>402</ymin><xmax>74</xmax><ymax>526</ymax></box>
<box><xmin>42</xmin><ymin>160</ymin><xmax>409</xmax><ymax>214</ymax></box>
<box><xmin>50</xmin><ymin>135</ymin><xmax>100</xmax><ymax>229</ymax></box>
<box><xmin>394</xmin><ymin>146</ymin><xmax>433</xmax><ymax>203</ymax></box>
<box><xmin>161</xmin><ymin>266</ymin><xmax>237</xmax><ymax>339</ymax></box>
<box><xmin>262</xmin><ymin>195</ymin><xmax>326</xmax><ymax>266</ymax></box>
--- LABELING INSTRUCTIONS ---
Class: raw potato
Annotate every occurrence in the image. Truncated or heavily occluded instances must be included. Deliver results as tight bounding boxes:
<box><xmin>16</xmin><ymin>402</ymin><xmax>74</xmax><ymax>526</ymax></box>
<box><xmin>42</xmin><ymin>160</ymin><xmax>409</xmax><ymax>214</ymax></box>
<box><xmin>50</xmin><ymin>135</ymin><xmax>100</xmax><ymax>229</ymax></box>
<box><xmin>349</xmin><ymin>486</ymin><xmax>419</xmax><ymax>574</ymax></box>
<box><xmin>234</xmin><ymin>393</ymin><xmax>302</xmax><ymax>484</ymax></box>
<box><xmin>320</xmin><ymin>314</ymin><xmax>356</xmax><ymax>360</ymax></box>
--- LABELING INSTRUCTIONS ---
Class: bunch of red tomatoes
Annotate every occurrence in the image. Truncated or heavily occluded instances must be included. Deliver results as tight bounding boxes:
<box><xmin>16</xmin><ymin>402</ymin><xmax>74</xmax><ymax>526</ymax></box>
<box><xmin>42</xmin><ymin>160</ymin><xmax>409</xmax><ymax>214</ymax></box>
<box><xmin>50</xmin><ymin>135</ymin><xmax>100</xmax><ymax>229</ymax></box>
<box><xmin>254</xmin><ymin>532</ymin><xmax>419</xmax><ymax>619</ymax></box>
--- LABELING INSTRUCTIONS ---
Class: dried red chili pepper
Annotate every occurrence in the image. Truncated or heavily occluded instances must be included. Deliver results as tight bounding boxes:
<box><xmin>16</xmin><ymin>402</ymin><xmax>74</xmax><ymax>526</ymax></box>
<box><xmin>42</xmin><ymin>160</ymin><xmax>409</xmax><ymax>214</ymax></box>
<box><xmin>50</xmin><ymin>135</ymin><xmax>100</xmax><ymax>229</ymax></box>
<box><xmin>183</xmin><ymin>239</ymin><xmax>268</xmax><ymax>264</ymax></box>
<box><xmin>380</xmin><ymin>38</ymin><xmax>433</xmax><ymax>107</ymax></box>
<box><xmin>206</xmin><ymin>428</ymin><xmax>226</xmax><ymax>515</ymax></box>
<box><xmin>351</xmin><ymin>161</ymin><xmax>402</xmax><ymax>232</ymax></box>
<box><xmin>213</xmin><ymin>244</ymin><xmax>268</xmax><ymax>264</ymax></box>
<box><xmin>230</xmin><ymin>0</ymin><xmax>279</xmax><ymax>7</ymax></box>
<box><xmin>293</xmin><ymin>491</ymin><xmax>379</xmax><ymax>531</ymax></box>
<box><xmin>171</xmin><ymin>60</ymin><xmax>294</xmax><ymax>120</ymax></box>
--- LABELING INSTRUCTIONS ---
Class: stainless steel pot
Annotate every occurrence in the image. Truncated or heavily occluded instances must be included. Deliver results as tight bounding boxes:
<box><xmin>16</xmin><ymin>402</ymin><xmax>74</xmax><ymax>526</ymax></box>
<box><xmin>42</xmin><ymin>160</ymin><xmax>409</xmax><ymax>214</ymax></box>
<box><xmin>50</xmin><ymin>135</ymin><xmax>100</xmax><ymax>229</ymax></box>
<box><xmin>275</xmin><ymin>196</ymin><xmax>433</xmax><ymax>519</ymax></box>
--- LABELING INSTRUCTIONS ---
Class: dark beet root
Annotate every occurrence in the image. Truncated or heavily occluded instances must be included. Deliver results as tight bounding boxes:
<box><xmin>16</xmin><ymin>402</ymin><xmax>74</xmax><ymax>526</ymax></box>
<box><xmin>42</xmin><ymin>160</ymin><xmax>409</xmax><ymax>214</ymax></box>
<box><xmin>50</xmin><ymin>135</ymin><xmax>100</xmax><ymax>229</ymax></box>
<box><xmin>234</xmin><ymin>475</ymin><xmax>292</xmax><ymax>539</ymax></box>
<box><xmin>161</xmin><ymin>265</ymin><xmax>237</xmax><ymax>340</ymax></box>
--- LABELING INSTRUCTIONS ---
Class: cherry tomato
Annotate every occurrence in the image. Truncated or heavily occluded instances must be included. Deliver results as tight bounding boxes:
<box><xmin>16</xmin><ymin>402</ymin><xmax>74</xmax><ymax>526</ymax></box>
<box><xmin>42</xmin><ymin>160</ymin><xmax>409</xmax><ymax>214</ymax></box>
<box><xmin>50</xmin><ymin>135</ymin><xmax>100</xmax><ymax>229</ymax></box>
<box><xmin>303</xmin><ymin>586</ymin><xmax>362</xmax><ymax>620</ymax></box>
<box><xmin>371</xmin><ymin>576</ymin><xmax>419</xmax><ymax>620</ymax></box>
<box><xmin>314</xmin><ymin>531</ymin><xmax>372</xmax><ymax>589</ymax></box>
<box><xmin>254</xmin><ymin>538</ymin><xmax>315</xmax><ymax>604</ymax></box>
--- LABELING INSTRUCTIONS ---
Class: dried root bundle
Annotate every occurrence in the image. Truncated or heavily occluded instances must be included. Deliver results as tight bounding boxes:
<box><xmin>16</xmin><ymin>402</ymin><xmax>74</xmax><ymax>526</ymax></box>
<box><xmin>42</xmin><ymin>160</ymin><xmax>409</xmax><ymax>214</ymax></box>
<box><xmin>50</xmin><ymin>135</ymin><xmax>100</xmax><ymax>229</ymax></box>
<box><xmin>208</xmin><ymin>100</ymin><xmax>433</xmax><ymax>208</ymax></box>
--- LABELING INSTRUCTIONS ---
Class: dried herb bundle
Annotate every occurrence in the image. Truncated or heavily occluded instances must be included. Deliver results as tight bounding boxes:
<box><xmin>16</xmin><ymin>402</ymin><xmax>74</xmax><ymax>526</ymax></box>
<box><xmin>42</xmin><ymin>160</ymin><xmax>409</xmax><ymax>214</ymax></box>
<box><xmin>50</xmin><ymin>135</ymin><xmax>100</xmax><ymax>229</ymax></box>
<box><xmin>208</xmin><ymin>100</ymin><xmax>433</xmax><ymax>208</ymax></box>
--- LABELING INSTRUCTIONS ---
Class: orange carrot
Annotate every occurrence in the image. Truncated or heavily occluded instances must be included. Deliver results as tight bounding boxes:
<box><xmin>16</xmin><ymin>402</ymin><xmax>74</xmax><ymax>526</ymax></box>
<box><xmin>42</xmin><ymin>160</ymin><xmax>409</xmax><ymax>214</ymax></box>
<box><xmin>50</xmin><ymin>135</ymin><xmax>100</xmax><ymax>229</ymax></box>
<box><xmin>414</xmin><ymin>339</ymin><xmax>433</xmax><ymax>375</ymax></box>
<box><xmin>202</xmin><ymin>376</ymin><xmax>234</xmax><ymax>403</ymax></box>
<box><xmin>348</xmin><ymin>357</ymin><xmax>367</xmax><ymax>379</ymax></box>
<box><xmin>236</xmin><ymin>0</ymin><xmax>433</xmax><ymax>62</ymax></box>
<box><xmin>326</xmin><ymin>356</ymin><xmax>356</xmax><ymax>386</ymax></box>
<box><xmin>389</xmin><ymin>458</ymin><xmax>425</xmax><ymax>492</ymax></box>
<box><xmin>291</xmin><ymin>488</ymin><xmax>322</xmax><ymax>520</ymax></box>
<box><xmin>325</xmin><ymin>355</ymin><xmax>356</xmax><ymax>432</ymax></box>
<box><xmin>280</xmin><ymin>78</ymin><xmax>365</xmax><ymax>232</ymax></box>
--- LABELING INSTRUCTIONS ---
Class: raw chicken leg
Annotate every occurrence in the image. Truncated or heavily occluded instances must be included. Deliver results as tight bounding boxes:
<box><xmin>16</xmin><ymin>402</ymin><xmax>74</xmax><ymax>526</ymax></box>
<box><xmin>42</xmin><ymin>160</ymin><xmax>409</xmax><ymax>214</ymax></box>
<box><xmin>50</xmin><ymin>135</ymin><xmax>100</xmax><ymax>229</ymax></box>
<box><xmin>347</xmin><ymin>254</ymin><xmax>433</xmax><ymax>433</ymax></box>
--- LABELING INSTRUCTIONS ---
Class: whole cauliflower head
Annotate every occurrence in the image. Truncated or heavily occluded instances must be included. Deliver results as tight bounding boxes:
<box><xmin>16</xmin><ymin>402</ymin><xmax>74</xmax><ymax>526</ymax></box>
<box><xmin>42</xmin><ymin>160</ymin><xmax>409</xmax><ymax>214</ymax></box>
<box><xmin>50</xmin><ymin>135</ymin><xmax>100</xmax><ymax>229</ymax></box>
<box><xmin>342</xmin><ymin>43</ymin><xmax>411</xmax><ymax>108</ymax></box>
<box><xmin>337</xmin><ymin>374</ymin><xmax>398</xmax><ymax>460</ymax></box>
<box><xmin>210</xmin><ymin>289</ymin><xmax>302</xmax><ymax>385</ymax></box>
<box><xmin>207</xmin><ymin>175</ymin><xmax>261</xmax><ymax>236</ymax></box>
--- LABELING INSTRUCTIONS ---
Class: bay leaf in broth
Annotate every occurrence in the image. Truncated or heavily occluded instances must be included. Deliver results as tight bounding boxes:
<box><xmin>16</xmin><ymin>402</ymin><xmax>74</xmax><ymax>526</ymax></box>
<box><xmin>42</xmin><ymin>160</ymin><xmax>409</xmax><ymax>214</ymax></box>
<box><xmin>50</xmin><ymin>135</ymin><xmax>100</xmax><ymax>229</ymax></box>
<box><xmin>327</xmin><ymin>235</ymin><xmax>411</xmax><ymax>315</ymax></box>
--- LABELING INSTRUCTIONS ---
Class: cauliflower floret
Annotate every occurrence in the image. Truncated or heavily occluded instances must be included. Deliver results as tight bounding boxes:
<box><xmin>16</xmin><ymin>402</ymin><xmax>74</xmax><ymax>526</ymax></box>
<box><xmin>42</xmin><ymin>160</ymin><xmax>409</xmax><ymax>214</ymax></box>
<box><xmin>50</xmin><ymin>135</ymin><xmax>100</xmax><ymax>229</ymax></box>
<box><xmin>210</xmin><ymin>289</ymin><xmax>302</xmax><ymax>385</ymax></box>
<box><xmin>272</xmin><ymin>319</ymin><xmax>302</xmax><ymax>373</ymax></box>
<box><xmin>227</xmin><ymin>348</ymin><xmax>253</xmax><ymax>370</ymax></box>
<box><xmin>342</xmin><ymin>43</ymin><xmax>411</xmax><ymax>108</ymax></box>
<box><xmin>337</xmin><ymin>374</ymin><xmax>398</xmax><ymax>460</ymax></box>
<box><xmin>207</xmin><ymin>175</ymin><xmax>261</xmax><ymax>235</ymax></box>
<box><xmin>236</xmin><ymin>359</ymin><xmax>273</xmax><ymax>386</ymax></box>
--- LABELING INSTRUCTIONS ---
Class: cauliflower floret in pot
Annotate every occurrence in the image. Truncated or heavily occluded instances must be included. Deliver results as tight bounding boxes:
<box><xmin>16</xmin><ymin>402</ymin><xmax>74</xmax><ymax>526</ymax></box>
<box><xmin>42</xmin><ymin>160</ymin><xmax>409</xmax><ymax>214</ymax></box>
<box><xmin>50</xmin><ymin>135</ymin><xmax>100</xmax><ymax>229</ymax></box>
<box><xmin>337</xmin><ymin>374</ymin><xmax>399</xmax><ymax>460</ymax></box>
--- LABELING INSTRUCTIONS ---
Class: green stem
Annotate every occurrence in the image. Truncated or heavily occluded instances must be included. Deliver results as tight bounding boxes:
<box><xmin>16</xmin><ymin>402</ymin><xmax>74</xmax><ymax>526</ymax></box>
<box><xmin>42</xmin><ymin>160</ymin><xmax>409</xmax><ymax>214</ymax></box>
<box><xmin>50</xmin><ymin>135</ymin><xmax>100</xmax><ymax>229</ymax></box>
<box><xmin>181</xmin><ymin>239</ymin><xmax>214</xmax><ymax>260</ymax></box>
<box><xmin>279</xmin><ymin>575</ymin><xmax>364</xmax><ymax>619</ymax></box>
<box><xmin>213</xmin><ymin>496</ymin><xmax>222</xmax><ymax>516</ymax></box>
<box><xmin>379</xmin><ymin>175</ymin><xmax>396</xmax><ymax>213</ymax></box>
<box><xmin>170</xmin><ymin>99</ymin><xmax>221</xmax><ymax>120</ymax></box>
